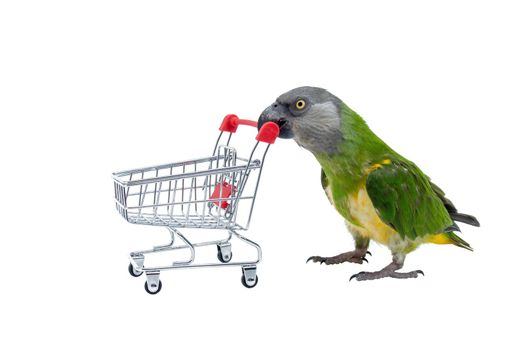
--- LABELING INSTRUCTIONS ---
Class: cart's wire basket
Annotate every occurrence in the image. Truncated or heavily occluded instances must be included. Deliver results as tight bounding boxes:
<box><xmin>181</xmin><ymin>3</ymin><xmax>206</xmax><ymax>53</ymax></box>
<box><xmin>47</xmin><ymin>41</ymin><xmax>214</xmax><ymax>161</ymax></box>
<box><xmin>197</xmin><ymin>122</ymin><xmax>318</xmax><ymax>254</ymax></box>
<box><xmin>113</xmin><ymin>145</ymin><xmax>263</xmax><ymax>230</ymax></box>
<box><xmin>113</xmin><ymin>115</ymin><xmax>279</xmax><ymax>294</ymax></box>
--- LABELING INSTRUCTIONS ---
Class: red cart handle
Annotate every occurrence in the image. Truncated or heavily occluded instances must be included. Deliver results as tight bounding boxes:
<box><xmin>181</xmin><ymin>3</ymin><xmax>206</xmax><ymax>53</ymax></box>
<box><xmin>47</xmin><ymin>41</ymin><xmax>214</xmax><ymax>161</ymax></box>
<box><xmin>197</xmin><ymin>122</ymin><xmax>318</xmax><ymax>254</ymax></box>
<box><xmin>219</xmin><ymin>114</ymin><xmax>279</xmax><ymax>144</ymax></box>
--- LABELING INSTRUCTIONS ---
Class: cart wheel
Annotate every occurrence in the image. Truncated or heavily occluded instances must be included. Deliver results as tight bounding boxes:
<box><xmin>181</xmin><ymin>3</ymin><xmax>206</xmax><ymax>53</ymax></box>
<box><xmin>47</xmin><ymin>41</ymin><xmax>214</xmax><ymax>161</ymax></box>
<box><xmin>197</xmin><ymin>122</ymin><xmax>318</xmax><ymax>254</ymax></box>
<box><xmin>217</xmin><ymin>245</ymin><xmax>232</xmax><ymax>263</ymax></box>
<box><xmin>128</xmin><ymin>263</ymin><xmax>143</xmax><ymax>277</ymax></box>
<box><xmin>144</xmin><ymin>280</ymin><xmax>162</xmax><ymax>295</ymax></box>
<box><xmin>241</xmin><ymin>274</ymin><xmax>258</xmax><ymax>288</ymax></box>
<box><xmin>217</xmin><ymin>251</ymin><xmax>233</xmax><ymax>263</ymax></box>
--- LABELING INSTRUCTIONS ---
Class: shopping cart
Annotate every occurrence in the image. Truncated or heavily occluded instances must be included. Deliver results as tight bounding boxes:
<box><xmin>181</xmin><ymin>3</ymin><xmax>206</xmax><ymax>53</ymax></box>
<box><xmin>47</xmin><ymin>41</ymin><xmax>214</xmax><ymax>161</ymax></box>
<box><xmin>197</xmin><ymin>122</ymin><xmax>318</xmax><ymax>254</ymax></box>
<box><xmin>112</xmin><ymin>114</ymin><xmax>279</xmax><ymax>294</ymax></box>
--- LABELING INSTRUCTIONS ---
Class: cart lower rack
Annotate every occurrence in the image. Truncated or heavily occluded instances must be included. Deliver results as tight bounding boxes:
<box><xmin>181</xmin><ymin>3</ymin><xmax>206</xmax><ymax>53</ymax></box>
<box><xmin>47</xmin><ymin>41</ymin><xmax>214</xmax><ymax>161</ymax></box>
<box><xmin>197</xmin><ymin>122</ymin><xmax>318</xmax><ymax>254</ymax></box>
<box><xmin>112</xmin><ymin>115</ymin><xmax>279</xmax><ymax>294</ymax></box>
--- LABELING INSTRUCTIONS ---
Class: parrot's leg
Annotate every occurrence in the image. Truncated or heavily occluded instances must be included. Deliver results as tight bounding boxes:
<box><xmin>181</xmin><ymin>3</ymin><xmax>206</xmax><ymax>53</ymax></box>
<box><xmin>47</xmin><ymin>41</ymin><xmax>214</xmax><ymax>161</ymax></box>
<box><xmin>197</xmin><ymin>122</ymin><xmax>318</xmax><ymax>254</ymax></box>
<box><xmin>349</xmin><ymin>254</ymin><xmax>424</xmax><ymax>281</ymax></box>
<box><xmin>307</xmin><ymin>235</ymin><xmax>370</xmax><ymax>265</ymax></box>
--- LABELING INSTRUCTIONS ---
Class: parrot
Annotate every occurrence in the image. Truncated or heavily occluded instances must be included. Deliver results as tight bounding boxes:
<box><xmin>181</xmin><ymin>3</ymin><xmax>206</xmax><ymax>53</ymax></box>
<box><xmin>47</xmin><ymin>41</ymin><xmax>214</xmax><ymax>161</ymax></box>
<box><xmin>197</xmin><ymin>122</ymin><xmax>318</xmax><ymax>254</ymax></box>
<box><xmin>257</xmin><ymin>86</ymin><xmax>480</xmax><ymax>281</ymax></box>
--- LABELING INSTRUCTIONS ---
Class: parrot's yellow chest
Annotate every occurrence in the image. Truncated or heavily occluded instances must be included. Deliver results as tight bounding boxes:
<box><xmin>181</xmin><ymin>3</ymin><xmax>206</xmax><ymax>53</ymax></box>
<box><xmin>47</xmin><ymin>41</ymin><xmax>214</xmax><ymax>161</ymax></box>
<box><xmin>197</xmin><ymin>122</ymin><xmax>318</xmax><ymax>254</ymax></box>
<box><xmin>326</xmin><ymin>179</ymin><xmax>399</xmax><ymax>246</ymax></box>
<box><xmin>346</xmin><ymin>186</ymin><xmax>397</xmax><ymax>246</ymax></box>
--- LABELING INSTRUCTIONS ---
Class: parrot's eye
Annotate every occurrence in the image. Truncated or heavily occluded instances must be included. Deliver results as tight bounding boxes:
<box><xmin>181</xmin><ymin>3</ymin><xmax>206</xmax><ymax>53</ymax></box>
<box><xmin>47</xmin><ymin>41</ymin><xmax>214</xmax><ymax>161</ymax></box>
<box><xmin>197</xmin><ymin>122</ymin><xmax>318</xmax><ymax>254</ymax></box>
<box><xmin>295</xmin><ymin>99</ymin><xmax>306</xmax><ymax>110</ymax></box>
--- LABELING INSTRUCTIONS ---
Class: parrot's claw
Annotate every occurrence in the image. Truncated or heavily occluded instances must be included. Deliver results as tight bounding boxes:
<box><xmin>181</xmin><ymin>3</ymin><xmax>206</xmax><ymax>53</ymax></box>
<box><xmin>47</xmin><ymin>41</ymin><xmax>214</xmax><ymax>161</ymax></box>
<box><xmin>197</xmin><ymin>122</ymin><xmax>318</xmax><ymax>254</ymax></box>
<box><xmin>349</xmin><ymin>273</ymin><xmax>361</xmax><ymax>282</ymax></box>
<box><xmin>366</xmin><ymin>251</ymin><xmax>372</xmax><ymax>256</ymax></box>
<box><xmin>306</xmin><ymin>256</ymin><xmax>327</xmax><ymax>264</ymax></box>
<box><xmin>306</xmin><ymin>250</ymin><xmax>369</xmax><ymax>265</ymax></box>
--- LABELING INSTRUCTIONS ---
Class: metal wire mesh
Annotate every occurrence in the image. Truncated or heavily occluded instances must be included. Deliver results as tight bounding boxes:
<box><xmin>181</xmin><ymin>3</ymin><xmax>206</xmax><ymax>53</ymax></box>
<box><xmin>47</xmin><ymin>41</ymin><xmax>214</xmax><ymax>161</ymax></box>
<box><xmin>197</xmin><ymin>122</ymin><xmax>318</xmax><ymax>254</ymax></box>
<box><xmin>113</xmin><ymin>146</ymin><xmax>262</xmax><ymax>230</ymax></box>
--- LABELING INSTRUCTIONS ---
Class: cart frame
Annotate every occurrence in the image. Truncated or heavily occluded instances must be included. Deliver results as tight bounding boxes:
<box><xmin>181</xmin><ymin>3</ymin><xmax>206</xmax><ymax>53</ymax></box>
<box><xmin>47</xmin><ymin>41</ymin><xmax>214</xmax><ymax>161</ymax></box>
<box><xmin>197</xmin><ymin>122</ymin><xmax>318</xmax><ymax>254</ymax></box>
<box><xmin>112</xmin><ymin>115</ymin><xmax>279</xmax><ymax>294</ymax></box>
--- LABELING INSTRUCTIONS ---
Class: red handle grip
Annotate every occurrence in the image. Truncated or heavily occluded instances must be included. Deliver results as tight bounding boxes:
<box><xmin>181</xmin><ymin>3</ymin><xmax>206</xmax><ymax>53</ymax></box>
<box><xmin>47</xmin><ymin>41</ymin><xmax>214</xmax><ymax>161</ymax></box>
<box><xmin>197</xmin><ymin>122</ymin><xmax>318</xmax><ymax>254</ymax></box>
<box><xmin>219</xmin><ymin>114</ymin><xmax>279</xmax><ymax>144</ymax></box>
<box><xmin>219</xmin><ymin>114</ymin><xmax>257</xmax><ymax>132</ymax></box>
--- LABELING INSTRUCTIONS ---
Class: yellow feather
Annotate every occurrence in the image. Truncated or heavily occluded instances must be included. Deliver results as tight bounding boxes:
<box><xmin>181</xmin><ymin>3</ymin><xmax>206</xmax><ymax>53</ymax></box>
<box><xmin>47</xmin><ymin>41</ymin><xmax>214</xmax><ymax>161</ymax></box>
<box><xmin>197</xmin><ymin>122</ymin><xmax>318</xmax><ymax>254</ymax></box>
<box><xmin>425</xmin><ymin>233</ymin><xmax>453</xmax><ymax>245</ymax></box>
<box><xmin>347</xmin><ymin>186</ymin><xmax>397</xmax><ymax>246</ymax></box>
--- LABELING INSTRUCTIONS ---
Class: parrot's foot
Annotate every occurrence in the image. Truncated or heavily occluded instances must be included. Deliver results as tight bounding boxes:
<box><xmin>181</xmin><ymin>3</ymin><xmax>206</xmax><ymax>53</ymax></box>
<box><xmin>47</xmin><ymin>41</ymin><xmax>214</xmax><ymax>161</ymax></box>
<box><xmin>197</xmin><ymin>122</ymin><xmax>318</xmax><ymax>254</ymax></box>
<box><xmin>349</xmin><ymin>255</ymin><xmax>424</xmax><ymax>281</ymax></box>
<box><xmin>350</xmin><ymin>269</ymin><xmax>424</xmax><ymax>281</ymax></box>
<box><xmin>306</xmin><ymin>250</ymin><xmax>371</xmax><ymax>265</ymax></box>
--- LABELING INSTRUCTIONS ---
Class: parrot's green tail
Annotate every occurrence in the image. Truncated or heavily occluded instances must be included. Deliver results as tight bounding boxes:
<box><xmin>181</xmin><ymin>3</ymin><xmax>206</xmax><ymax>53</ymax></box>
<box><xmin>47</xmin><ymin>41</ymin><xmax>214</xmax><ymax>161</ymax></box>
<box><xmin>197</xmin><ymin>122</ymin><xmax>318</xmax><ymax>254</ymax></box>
<box><xmin>450</xmin><ymin>212</ymin><xmax>480</xmax><ymax>227</ymax></box>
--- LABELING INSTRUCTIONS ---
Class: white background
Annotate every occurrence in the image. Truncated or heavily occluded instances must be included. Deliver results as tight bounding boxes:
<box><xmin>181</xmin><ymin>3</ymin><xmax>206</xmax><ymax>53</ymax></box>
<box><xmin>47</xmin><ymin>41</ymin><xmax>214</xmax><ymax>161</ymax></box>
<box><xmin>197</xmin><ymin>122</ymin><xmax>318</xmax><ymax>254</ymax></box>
<box><xmin>1</xmin><ymin>1</ymin><xmax>524</xmax><ymax>349</ymax></box>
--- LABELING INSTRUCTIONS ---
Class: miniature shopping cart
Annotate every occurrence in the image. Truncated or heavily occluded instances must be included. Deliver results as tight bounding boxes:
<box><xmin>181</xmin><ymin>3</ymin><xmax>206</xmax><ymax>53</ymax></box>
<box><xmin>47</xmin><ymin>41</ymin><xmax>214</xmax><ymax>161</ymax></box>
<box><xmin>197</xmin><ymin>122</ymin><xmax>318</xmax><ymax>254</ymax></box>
<box><xmin>112</xmin><ymin>114</ymin><xmax>279</xmax><ymax>294</ymax></box>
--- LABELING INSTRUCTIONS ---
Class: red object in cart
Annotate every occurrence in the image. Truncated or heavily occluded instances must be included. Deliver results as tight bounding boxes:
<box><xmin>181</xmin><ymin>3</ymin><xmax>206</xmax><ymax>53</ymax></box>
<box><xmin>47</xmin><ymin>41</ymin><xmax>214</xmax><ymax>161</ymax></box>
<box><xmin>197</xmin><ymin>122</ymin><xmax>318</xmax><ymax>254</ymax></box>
<box><xmin>210</xmin><ymin>181</ymin><xmax>237</xmax><ymax>209</ymax></box>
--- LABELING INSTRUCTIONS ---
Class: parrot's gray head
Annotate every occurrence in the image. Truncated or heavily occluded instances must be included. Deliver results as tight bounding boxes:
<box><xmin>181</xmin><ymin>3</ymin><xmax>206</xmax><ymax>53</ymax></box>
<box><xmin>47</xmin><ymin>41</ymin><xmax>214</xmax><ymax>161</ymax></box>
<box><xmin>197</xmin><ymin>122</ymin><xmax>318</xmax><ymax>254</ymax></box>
<box><xmin>258</xmin><ymin>86</ymin><xmax>343</xmax><ymax>154</ymax></box>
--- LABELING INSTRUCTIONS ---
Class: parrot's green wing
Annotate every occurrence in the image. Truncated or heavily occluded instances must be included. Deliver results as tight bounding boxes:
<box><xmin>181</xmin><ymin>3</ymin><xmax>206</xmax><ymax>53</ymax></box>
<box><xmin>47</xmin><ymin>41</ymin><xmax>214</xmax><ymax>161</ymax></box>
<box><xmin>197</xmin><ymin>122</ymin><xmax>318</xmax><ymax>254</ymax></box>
<box><xmin>366</xmin><ymin>161</ymin><xmax>453</xmax><ymax>240</ymax></box>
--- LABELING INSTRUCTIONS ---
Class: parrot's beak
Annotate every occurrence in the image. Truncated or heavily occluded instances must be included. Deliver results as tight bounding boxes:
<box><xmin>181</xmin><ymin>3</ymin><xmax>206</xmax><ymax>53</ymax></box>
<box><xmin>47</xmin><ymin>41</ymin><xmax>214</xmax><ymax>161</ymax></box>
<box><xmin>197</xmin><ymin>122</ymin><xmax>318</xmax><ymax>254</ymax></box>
<box><xmin>257</xmin><ymin>102</ymin><xmax>294</xmax><ymax>139</ymax></box>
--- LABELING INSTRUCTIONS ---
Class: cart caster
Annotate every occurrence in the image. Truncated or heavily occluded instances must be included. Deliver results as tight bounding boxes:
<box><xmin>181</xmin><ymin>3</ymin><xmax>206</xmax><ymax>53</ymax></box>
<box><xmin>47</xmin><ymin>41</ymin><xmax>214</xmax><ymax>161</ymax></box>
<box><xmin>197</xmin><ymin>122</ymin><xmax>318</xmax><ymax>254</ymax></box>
<box><xmin>144</xmin><ymin>272</ymin><xmax>162</xmax><ymax>295</ymax></box>
<box><xmin>241</xmin><ymin>265</ymin><xmax>258</xmax><ymax>288</ymax></box>
<box><xmin>128</xmin><ymin>263</ymin><xmax>143</xmax><ymax>277</ymax></box>
<box><xmin>241</xmin><ymin>275</ymin><xmax>258</xmax><ymax>288</ymax></box>
<box><xmin>217</xmin><ymin>243</ymin><xmax>232</xmax><ymax>263</ymax></box>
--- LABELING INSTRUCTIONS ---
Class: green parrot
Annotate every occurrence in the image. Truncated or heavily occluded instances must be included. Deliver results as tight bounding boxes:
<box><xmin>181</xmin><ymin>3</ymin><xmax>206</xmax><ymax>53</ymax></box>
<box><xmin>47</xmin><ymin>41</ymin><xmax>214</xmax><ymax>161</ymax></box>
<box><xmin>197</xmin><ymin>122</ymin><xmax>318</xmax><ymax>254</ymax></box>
<box><xmin>257</xmin><ymin>86</ymin><xmax>480</xmax><ymax>281</ymax></box>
